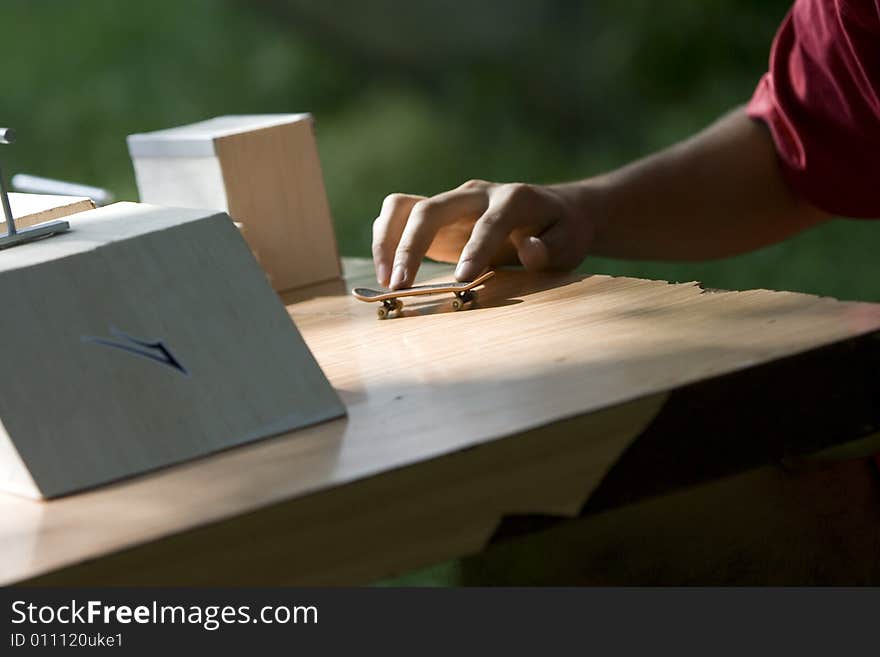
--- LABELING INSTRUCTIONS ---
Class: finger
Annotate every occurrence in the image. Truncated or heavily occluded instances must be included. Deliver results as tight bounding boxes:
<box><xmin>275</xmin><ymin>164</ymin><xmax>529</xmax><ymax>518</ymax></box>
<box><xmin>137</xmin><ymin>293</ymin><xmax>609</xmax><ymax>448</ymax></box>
<box><xmin>372</xmin><ymin>193</ymin><xmax>424</xmax><ymax>286</ymax></box>
<box><xmin>454</xmin><ymin>185</ymin><xmax>551</xmax><ymax>281</ymax></box>
<box><xmin>514</xmin><ymin>235</ymin><xmax>550</xmax><ymax>271</ymax></box>
<box><xmin>390</xmin><ymin>189</ymin><xmax>487</xmax><ymax>289</ymax></box>
<box><xmin>516</xmin><ymin>220</ymin><xmax>588</xmax><ymax>272</ymax></box>
<box><xmin>454</xmin><ymin>204</ymin><xmax>515</xmax><ymax>281</ymax></box>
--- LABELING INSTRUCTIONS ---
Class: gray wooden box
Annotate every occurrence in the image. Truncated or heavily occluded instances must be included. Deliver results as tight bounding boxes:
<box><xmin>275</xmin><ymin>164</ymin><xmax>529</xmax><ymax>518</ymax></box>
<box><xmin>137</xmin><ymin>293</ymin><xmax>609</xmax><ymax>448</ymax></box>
<box><xmin>0</xmin><ymin>202</ymin><xmax>344</xmax><ymax>498</ymax></box>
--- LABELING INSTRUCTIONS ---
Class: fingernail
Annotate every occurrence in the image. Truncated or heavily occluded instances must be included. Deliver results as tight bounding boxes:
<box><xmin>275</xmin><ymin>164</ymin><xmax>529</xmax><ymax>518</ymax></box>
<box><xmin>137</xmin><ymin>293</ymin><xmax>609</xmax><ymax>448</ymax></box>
<box><xmin>390</xmin><ymin>264</ymin><xmax>407</xmax><ymax>289</ymax></box>
<box><xmin>376</xmin><ymin>263</ymin><xmax>389</xmax><ymax>286</ymax></box>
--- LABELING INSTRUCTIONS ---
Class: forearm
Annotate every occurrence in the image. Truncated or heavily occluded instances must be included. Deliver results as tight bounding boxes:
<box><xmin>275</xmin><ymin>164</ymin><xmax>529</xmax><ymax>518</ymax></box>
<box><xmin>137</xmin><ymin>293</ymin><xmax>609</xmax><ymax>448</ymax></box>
<box><xmin>371</xmin><ymin>107</ymin><xmax>833</xmax><ymax>286</ymax></box>
<box><xmin>555</xmin><ymin>107</ymin><xmax>830</xmax><ymax>261</ymax></box>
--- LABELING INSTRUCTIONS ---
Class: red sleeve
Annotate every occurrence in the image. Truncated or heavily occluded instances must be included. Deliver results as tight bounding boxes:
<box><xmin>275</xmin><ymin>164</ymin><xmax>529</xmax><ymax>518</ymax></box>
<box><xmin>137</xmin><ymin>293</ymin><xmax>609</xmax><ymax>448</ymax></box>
<box><xmin>747</xmin><ymin>0</ymin><xmax>880</xmax><ymax>218</ymax></box>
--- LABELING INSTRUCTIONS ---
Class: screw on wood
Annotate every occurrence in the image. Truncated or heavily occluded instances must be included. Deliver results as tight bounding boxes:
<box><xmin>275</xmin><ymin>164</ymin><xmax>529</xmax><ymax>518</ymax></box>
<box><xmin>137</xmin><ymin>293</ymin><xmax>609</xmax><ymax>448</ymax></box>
<box><xmin>0</xmin><ymin>128</ymin><xmax>71</xmax><ymax>249</ymax></box>
<box><xmin>0</xmin><ymin>128</ymin><xmax>16</xmax><ymax>234</ymax></box>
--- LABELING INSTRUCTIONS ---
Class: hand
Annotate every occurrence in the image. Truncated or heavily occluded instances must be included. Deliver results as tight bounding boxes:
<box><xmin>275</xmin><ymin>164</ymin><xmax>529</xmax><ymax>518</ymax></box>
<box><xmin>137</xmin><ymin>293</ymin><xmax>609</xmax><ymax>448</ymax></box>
<box><xmin>371</xmin><ymin>179</ymin><xmax>598</xmax><ymax>289</ymax></box>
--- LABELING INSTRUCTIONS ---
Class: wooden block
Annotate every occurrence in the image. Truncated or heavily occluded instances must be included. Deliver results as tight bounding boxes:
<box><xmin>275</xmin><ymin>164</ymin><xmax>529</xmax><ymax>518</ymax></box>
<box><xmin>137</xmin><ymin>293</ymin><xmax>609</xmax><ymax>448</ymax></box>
<box><xmin>0</xmin><ymin>202</ymin><xmax>344</xmax><ymax>499</ymax></box>
<box><xmin>127</xmin><ymin>115</ymin><xmax>341</xmax><ymax>292</ymax></box>
<box><xmin>6</xmin><ymin>192</ymin><xmax>95</xmax><ymax>229</ymax></box>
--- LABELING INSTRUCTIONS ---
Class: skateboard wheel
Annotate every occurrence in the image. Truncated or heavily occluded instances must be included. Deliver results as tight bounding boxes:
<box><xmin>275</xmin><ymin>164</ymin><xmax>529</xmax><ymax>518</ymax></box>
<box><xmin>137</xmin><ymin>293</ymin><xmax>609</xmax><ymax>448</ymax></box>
<box><xmin>377</xmin><ymin>306</ymin><xmax>389</xmax><ymax>319</ymax></box>
<box><xmin>451</xmin><ymin>298</ymin><xmax>463</xmax><ymax>311</ymax></box>
<box><xmin>394</xmin><ymin>299</ymin><xmax>404</xmax><ymax>312</ymax></box>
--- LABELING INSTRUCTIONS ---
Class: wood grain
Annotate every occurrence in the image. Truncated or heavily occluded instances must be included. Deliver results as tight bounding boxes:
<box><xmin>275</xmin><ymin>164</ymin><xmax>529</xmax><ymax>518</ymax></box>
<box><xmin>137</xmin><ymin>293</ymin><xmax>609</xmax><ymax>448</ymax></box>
<box><xmin>216</xmin><ymin>117</ymin><xmax>341</xmax><ymax>291</ymax></box>
<box><xmin>22</xmin><ymin>396</ymin><xmax>667</xmax><ymax>585</ymax></box>
<box><xmin>6</xmin><ymin>192</ymin><xmax>94</xmax><ymax>229</ymax></box>
<box><xmin>129</xmin><ymin>115</ymin><xmax>341</xmax><ymax>292</ymax></box>
<box><xmin>2</xmin><ymin>258</ymin><xmax>880</xmax><ymax>583</ymax></box>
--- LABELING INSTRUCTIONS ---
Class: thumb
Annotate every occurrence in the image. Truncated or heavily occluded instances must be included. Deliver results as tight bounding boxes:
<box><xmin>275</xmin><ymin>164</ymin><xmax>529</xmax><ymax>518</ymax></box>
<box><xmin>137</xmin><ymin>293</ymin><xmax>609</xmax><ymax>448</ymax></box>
<box><xmin>516</xmin><ymin>235</ymin><xmax>550</xmax><ymax>271</ymax></box>
<box><xmin>516</xmin><ymin>221</ymin><xmax>586</xmax><ymax>271</ymax></box>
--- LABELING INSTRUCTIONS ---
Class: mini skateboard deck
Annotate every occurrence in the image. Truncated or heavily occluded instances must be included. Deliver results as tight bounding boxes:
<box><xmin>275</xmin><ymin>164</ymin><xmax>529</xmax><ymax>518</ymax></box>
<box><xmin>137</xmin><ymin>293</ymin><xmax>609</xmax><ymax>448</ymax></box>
<box><xmin>352</xmin><ymin>271</ymin><xmax>495</xmax><ymax>319</ymax></box>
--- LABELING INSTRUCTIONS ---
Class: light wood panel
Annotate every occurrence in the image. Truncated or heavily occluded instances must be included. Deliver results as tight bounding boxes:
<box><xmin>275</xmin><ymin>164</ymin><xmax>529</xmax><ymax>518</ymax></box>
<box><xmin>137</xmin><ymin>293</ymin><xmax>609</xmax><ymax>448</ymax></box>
<box><xmin>129</xmin><ymin>115</ymin><xmax>341</xmax><ymax>292</ymax></box>
<box><xmin>6</xmin><ymin>192</ymin><xmax>94</xmax><ymax>229</ymax></box>
<box><xmin>2</xmin><ymin>259</ymin><xmax>879</xmax><ymax>583</ymax></box>
<box><xmin>215</xmin><ymin>117</ymin><xmax>341</xmax><ymax>291</ymax></box>
<box><xmin>21</xmin><ymin>396</ymin><xmax>667</xmax><ymax>585</ymax></box>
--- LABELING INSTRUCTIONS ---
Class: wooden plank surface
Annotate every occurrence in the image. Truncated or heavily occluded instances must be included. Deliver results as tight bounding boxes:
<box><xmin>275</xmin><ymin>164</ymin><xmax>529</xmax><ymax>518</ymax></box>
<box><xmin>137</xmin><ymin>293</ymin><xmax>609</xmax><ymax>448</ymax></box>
<box><xmin>461</xmin><ymin>455</ymin><xmax>880</xmax><ymax>585</ymax></box>
<box><xmin>6</xmin><ymin>192</ymin><xmax>94</xmax><ymax>229</ymax></box>
<box><xmin>2</xmin><ymin>258</ymin><xmax>880</xmax><ymax>584</ymax></box>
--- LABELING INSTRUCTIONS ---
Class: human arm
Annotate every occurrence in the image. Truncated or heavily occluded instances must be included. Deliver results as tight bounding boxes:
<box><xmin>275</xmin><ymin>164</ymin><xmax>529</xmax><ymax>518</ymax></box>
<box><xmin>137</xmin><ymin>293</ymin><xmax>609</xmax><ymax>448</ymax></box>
<box><xmin>371</xmin><ymin>106</ymin><xmax>830</xmax><ymax>288</ymax></box>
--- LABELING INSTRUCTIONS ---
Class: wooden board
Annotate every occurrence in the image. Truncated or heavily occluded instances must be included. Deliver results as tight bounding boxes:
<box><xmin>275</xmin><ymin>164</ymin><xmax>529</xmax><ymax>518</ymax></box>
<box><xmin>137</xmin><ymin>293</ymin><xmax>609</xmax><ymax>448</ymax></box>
<box><xmin>1</xmin><ymin>259</ymin><xmax>879</xmax><ymax>583</ymax></box>
<box><xmin>352</xmin><ymin>270</ymin><xmax>494</xmax><ymax>302</ymax></box>
<box><xmin>460</xmin><ymin>456</ymin><xmax>880</xmax><ymax>585</ymax></box>
<box><xmin>128</xmin><ymin>115</ymin><xmax>341</xmax><ymax>292</ymax></box>
<box><xmin>6</xmin><ymin>192</ymin><xmax>94</xmax><ymax>229</ymax></box>
<box><xmin>0</xmin><ymin>202</ymin><xmax>344</xmax><ymax>499</ymax></box>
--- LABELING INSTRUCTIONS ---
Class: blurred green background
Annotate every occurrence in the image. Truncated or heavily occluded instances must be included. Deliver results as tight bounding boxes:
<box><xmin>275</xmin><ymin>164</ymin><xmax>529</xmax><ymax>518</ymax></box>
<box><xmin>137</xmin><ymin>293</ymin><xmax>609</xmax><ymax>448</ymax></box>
<box><xmin>4</xmin><ymin>0</ymin><xmax>878</xmax><ymax>301</ymax></box>
<box><xmin>4</xmin><ymin>0</ymin><xmax>878</xmax><ymax>586</ymax></box>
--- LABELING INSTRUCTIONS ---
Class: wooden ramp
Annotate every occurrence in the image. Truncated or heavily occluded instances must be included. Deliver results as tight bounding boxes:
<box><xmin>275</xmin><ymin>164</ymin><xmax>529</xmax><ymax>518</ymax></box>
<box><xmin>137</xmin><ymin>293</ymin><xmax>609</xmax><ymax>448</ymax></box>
<box><xmin>1</xmin><ymin>259</ymin><xmax>879</xmax><ymax>584</ymax></box>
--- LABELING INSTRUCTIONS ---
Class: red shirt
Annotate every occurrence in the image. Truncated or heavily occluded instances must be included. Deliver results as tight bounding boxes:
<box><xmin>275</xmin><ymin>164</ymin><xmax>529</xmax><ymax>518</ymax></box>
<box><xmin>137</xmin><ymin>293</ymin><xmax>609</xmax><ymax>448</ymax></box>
<box><xmin>749</xmin><ymin>2</ymin><xmax>880</xmax><ymax>473</ymax></box>
<box><xmin>747</xmin><ymin>0</ymin><xmax>880</xmax><ymax>218</ymax></box>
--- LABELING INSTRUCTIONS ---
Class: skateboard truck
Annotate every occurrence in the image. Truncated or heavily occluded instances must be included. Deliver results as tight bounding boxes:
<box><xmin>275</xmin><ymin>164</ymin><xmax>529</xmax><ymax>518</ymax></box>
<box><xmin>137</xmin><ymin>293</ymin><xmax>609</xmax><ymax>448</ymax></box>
<box><xmin>378</xmin><ymin>298</ymin><xmax>405</xmax><ymax>319</ymax></box>
<box><xmin>0</xmin><ymin>127</ymin><xmax>71</xmax><ymax>250</ymax></box>
<box><xmin>451</xmin><ymin>288</ymin><xmax>477</xmax><ymax>310</ymax></box>
<box><xmin>378</xmin><ymin>290</ymin><xmax>478</xmax><ymax>319</ymax></box>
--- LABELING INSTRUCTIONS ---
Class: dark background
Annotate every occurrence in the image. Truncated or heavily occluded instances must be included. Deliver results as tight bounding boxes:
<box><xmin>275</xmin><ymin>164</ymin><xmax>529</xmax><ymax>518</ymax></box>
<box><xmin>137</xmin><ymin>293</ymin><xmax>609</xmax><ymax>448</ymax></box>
<box><xmin>5</xmin><ymin>0</ymin><xmax>878</xmax><ymax>301</ymax></box>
